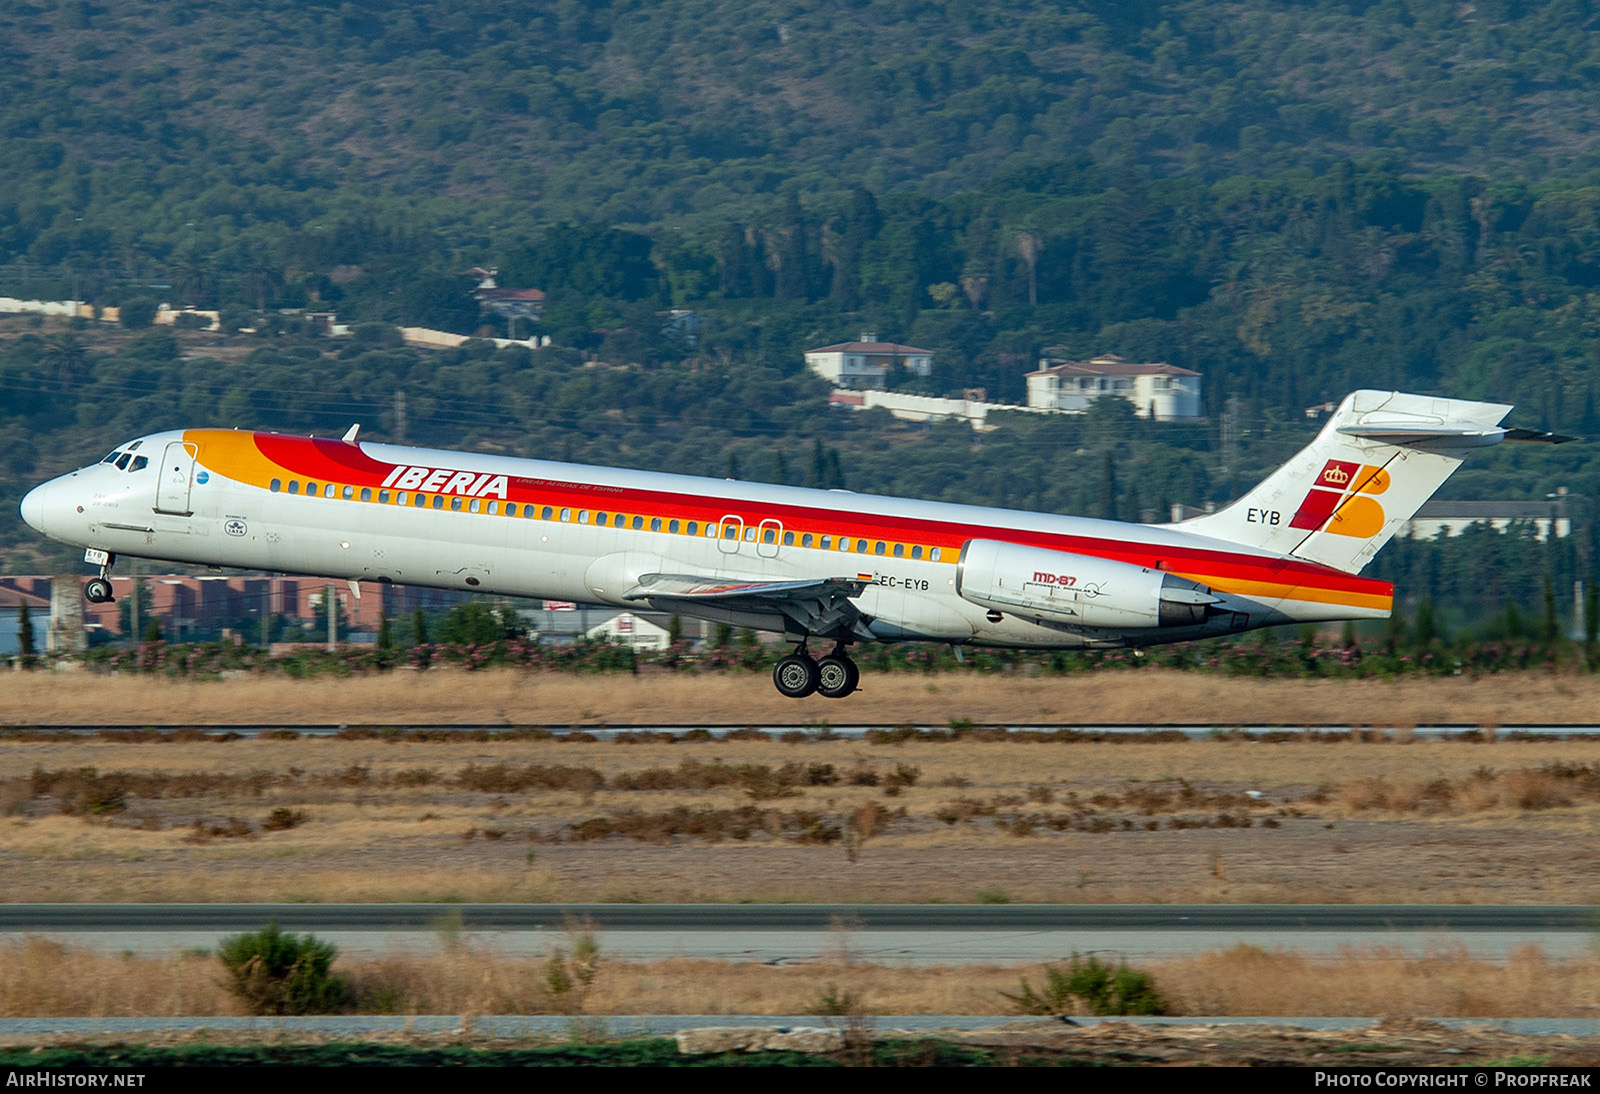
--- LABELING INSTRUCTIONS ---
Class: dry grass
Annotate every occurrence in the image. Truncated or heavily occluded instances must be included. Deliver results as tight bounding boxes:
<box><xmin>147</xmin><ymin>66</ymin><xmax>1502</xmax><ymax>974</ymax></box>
<box><xmin>1156</xmin><ymin>943</ymin><xmax>1600</xmax><ymax>1019</ymax></box>
<box><xmin>8</xmin><ymin>705</ymin><xmax>1600</xmax><ymax>904</ymax></box>
<box><xmin>4</xmin><ymin>938</ymin><xmax>1599</xmax><ymax>1019</ymax></box>
<box><xmin>12</xmin><ymin>667</ymin><xmax>1600</xmax><ymax>727</ymax></box>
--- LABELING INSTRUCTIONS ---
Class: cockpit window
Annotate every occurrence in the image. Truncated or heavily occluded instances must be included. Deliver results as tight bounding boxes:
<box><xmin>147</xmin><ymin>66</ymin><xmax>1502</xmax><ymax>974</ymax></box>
<box><xmin>127</xmin><ymin>440</ymin><xmax>142</xmax><ymax>451</ymax></box>
<box><xmin>115</xmin><ymin>453</ymin><xmax>132</xmax><ymax>470</ymax></box>
<box><xmin>129</xmin><ymin>456</ymin><xmax>148</xmax><ymax>472</ymax></box>
<box><xmin>102</xmin><ymin>452</ymin><xmax>120</xmax><ymax>464</ymax></box>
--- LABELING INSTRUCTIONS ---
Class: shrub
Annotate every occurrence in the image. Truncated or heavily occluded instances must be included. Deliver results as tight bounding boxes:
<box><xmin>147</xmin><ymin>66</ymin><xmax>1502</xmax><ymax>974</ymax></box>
<box><xmin>217</xmin><ymin>921</ymin><xmax>351</xmax><ymax>1015</ymax></box>
<box><xmin>1004</xmin><ymin>954</ymin><xmax>1167</xmax><ymax>1016</ymax></box>
<box><xmin>118</xmin><ymin>296</ymin><xmax>158</xmax><ymax>329</ymax></box>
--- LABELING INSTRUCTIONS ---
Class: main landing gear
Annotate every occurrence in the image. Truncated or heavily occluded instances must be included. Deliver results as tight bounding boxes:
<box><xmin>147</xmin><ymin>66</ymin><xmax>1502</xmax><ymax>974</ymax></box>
<box><xmin>772</xmin><ymin>643</ymin><xmax>859</xmax><ymax>700</ymax></box>
<box><xmin>84</xmin><ymin>550</ymin><xmax>116</xmax><ymax>604</ymax></box>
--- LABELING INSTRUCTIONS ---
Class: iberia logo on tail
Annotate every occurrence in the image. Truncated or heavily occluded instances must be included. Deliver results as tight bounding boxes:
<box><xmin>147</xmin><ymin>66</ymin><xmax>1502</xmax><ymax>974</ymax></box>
<box><xmin>1290</xmin><ymin>460</ymin><xmax>1390</xmax><ymax>537</ymax></box>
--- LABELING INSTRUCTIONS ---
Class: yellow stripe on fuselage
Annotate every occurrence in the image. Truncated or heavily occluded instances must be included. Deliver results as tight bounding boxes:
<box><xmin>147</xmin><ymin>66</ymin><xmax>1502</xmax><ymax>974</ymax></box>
<box><xmin>1171</xmin><ymin>571</ymin><xmax>1392</xmax><ymax>612</ymax></box>
<box><xmin>184</xmin><ymin>429</ymin><xmax>283</xmax><ymax>489</ymax></box>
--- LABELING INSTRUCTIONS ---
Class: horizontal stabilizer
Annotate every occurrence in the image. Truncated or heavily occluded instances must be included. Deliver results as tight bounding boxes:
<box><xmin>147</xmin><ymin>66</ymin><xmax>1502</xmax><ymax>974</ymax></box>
<box><xmin>1503</xmin><ymin>428</ymin><xmax>1578</xmax><ymax>444</ymax></box>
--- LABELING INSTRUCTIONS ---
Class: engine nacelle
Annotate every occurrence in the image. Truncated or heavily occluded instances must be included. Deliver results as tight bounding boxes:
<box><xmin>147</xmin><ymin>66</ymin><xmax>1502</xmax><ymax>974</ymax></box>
<box><xmin>956</xmin><ymin>539</ymin><xmax>1218</xmax><ymax>630</ymax></box>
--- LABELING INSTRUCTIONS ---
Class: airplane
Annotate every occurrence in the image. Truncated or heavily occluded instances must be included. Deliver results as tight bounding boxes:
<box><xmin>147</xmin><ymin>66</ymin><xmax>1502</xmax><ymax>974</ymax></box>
<box><xmin>19</xmin><ymin>390</ymin><xmax>1567</xmax><ymax>698</ymax></box>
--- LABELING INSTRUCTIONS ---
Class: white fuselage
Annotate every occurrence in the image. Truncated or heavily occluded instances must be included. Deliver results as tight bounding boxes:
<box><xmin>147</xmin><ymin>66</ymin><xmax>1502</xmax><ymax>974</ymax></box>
<box><xmin>22</xmin><ymin>428</ymin><xmax>1392</xmax><ymax>648</ymax></box>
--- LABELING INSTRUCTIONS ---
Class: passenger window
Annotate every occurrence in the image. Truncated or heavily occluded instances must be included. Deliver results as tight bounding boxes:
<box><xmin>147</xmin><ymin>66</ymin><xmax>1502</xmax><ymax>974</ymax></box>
<box><xmin>596</xmin><ymin>512</ymin><xmax>608</xmax><ymax>526</ymax></box>
<box><xmin>543</xmin><ymin>506</ymin><xmax>554</xmax><ymax>520</ymax></box>
<box><xmin>839</xmin><ymin>538</ymin><xmax>850</xmax><ymax>552</ymax></box>
<box><xmin>432</xmin><ymin>495</ymin><xmax>444</xmax><ymax>509</ymax></box>
<box><xmin>651</xmin><ymin>517</ymin><xmax>662</xmax><ymax>532</ymax></box>
<box><xmin>820</xmin><ymin>536</ymin><xmax>830</xmax><ymax>549</ymax></box>
<box><xmin>911</xmin><ymin>545</ymin><xmax>923</xmax><ymax>560</ymax></box>
<box><xmin>874</xmin><ymin>542</ymin><xmax>886</xmax><ymax>555</ymax></box>
<box><xmin>893</xmin><ymin>544</ymin><xmax>904</xmax><ymax>557</ymax></box>
<box><xmin>723</xmin><ymin>525</ymin><xmax>737</xmax><ymax>540</ymax></box>
<box><xmin>342</xmin><ymin>485</ymin><xmax>354</xmax><ymax>500</ymax></box>
<box><xmin>415</xmin><ymin>494</ymin><xmax>428</xmax><ymax>507</ymax></box>
<box><xmin>801</xmin><ymin>533</ymin><xmax>812</xmax><ymax>548</ymax></box>
<box><xmin>763</xmin><ymin>528</ymin><xmax>776</xmax><ymax>544</ymax></box>
<box><xmin>783</xmin><ymin>531</ymin><xmax>794</xmax><ymax>546</ymax></box>
<box><xmin>395</xmin><ymin>492</ymin><xmax>407</xmax><ymax>505</ymax></box>
<box><xmin>858</xmin><ymin>539</ymin><xmax>869</xmax><ymax>553</ymax></box>
<box><xmin>379</xmin><ymin>490</ymin><xmax>390</xmax><ymax>504</ymax></box>
<box><xmin>451</xmin><ymin>497</ymin><xmax>463</xmax><ymax>511</ymax></box>
<box><xmin>687</xmin><ymin>521</ymin><xmax>698</xmax><ymax>536</ymax></box>
<box><xmin>308</xmin><ymin>482</ymin><xmax>318</xmax><ymax>496</ymax></box>
<box><xmin>288</xmin><ymin>481</ymin><xmax>300</xmax><ymax>495</ymax></box>
<box><xmin>504</xmin><ymin>503</ymin><xmax>516</xmax><ymax>516</ymax></box>
<box><xmin>578</xmin><ymin>510</ymin><xmax>589</xmax><ymax>524</ymax></box>
<box><xmin>360</xmin><ymin>487</ymin><xmax>371</xmax><ymax>502</ymax></box>
<box><xmin>325</xmin><ymin>484</ymin><xmax>337</xmax><ymax>498</ymax></box>
<box><xmin>669</xmin><ymin>520</ymin><xmax>679</xmax><ymax>533</ymax></box>
<box><xmin>468</xmin><ymin>499</ymin><xmax>480</xmax><ymax>513</ymax></box>
<box><xmin>633</xmin><ymin>515</ymin><xmax>644</xmax><ymax>530</ymax></box>
<box><xmin>270</xmin><ymin>479</ymin><xmax>282</xmax><ymax>493</ymax></box>
<box><xmin>560</xmin><ymin>508</ymin><xmax>571</xmax><ymax>521</ymax></box>
<box><xmin>930</xmin><ymin>547</ymin><xmax>941</xmax><ymax>562</ymax></box>
<box><xmin>486</xmin><ymin>501</ymin><xmax>498</xmax><ymax>515</ymax></box>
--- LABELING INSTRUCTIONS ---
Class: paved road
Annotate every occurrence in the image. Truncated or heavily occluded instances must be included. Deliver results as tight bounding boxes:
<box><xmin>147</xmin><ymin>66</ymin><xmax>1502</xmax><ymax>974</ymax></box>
<box><xmin>5</xmin><ymin>903</ymin><xmax>1596</xmax><ymax>961</ymax></box>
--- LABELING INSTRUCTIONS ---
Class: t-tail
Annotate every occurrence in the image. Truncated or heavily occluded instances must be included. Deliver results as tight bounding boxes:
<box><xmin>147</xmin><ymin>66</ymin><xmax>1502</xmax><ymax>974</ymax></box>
<box><xmin>1178</xmin><ymin>390</ymin><xmax>1569</xmax><ymax>575</ymax></box>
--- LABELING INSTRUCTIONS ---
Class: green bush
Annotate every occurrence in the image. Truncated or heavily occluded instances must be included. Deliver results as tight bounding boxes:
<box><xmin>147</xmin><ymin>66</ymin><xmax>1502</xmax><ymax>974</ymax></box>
<box><xmin>118</xmin><ymin>296</ymin><xmax>159</xmax><ymax>330</ymax></box>
<box><xmin>1004</xmin><ymin>954</ymin><xmax>1167</xmax><ymax>1016</ymax></box>
<box><xmin>217</xmin><ymin>921</ymin><xmax>351</xmax><ymax>1015</ymax></box>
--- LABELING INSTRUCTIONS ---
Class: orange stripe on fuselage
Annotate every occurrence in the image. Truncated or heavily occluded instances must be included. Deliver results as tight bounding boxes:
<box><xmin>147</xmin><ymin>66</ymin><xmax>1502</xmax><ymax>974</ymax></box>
<box><xmin>185</xmin><ymin>429</ymin><xmax>1395</xmax><ymax>611</ymax></box>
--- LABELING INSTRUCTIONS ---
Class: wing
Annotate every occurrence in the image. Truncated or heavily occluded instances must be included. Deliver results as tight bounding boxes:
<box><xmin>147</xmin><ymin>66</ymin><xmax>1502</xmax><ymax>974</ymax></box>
<box><xmin>622</xmin><ymin>572</ymin><xmax>872</xmax><ymax>640</ymax></box>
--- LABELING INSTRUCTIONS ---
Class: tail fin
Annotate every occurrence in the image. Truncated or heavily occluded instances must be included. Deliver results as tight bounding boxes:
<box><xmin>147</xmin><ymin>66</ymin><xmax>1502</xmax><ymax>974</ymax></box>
<box><xmin>1178</xmin><ymin>390</ymin><xmax>1515</xmax><ymax>574</ymax></box>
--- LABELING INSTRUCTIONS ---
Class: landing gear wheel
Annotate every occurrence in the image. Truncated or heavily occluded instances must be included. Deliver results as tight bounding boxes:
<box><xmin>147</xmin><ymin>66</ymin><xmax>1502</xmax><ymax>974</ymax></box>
<box><xmin>816</xmin><ymin>653</ymin><xmax>859</xmax><ymax>699</ymax></box>
<box><xmin>84</xmin><ymin>578</ymin><xmax>115</xmax><ymax>604</ymax></box>
<box><xmin>773</xmin><ymin>653</ymin><xmax>820</xmax><ymax>698</ymax></box>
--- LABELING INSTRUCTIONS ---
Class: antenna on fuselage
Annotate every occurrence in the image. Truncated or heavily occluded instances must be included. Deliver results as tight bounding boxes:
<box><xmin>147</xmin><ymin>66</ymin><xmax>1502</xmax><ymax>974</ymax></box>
<box><xmin>342</xmin><ymin>424</ymin><xmax>360</xmax><ymax>443</ymax></box>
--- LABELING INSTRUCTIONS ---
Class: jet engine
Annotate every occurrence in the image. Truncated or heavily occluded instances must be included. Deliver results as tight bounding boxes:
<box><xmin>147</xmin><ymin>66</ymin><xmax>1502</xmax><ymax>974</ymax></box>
<box><xmin>956</xmin><ymin>539</ymin><xmax>1218</xmax><ymax>630</ymax></box>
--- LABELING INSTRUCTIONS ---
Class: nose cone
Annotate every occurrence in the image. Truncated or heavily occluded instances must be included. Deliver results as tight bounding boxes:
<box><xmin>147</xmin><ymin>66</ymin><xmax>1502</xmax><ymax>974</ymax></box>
<box><xmin>20</xmin><ymin>481</ymin><xmax>50</xmax><ymax>536</ymax></box>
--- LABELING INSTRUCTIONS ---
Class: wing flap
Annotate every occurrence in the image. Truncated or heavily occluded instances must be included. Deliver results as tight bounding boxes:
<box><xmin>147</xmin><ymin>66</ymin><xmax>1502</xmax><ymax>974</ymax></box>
<box><xmin>623</xmin><ymin>573</ymin><xmax>869</xmax><ymax>604</ymax></box>
<box><xmin>623</xmin><ymin>573</ymin><xmax>872</xmax><ymax>641</ymax></box>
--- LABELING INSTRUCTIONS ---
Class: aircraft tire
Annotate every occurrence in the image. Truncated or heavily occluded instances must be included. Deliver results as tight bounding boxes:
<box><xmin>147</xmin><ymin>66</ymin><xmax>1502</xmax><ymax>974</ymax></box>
<box><xmin>773</xmin><ymin>654</ymin><xmax>820</xmax><ymax>698</ymax></box>
<box><xmin>84</xmin><ymin>578</ymin><xmax>114</xmax><ymax>604</ymax></box>
<box><xmin>816</xmin><ymin>654</ymin><xmax>859</xmax><ymax>699</ymax></box>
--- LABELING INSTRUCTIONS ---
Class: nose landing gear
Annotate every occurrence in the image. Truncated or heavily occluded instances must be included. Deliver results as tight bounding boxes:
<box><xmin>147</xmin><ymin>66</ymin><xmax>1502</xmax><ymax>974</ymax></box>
<box><xmin>83</xmin><ymin>550</ymin><xmax>116</xmax><ymax>603</ymax></box>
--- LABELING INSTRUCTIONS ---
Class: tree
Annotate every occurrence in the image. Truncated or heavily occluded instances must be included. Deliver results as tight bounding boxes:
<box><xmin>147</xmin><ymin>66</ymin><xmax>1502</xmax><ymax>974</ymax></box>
<box><xmin>438</xmin><ymin>602</ymin><xmax>514</xmax><ymax>645</ymax></box>
<box><xmin>118</xmin><ymin>297</ymin><xmax>158</xmax><ymax>330</ymax></box>
<box><xmin>17</xmin><ymin>601</ymin><xmax>34</xmax><ymax>658</ymax></box>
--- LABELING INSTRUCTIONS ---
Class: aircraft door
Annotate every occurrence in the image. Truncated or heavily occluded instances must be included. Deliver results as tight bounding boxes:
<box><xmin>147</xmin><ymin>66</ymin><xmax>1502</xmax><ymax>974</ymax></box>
<box><xmin>757</xmin><ymin>518</ymin><xmax>783</xmax><ymax>559</ymax></box>
<box><xmin>717</xmin><ymin>514</ymin><xmax>744</xmax><ymax>555</ymax></box>
<box><xmin>154</xmin><ymin>441</ymin><xmax>198</xmax><ymax>515</ymax></box>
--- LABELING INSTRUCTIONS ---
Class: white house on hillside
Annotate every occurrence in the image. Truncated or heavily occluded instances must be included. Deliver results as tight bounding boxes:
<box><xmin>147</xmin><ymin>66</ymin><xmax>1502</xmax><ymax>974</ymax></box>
<box><xmin>1026</xmin><ymin>355</ymin><xmax>1203</xmax><ymax>420</ymax></box>
<box><xmin>805</xmin><ymin>334</ymin><xmax>933</xmax><ymax>390</ymax></box>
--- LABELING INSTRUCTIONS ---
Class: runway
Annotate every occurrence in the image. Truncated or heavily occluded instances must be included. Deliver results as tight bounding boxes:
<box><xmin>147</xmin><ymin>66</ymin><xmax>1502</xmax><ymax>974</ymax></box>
<box><xmin>5</xmin><ymin>903</ymin><xmax>1596</xmax><ymax>961</ymax></box>
<box><xmin>4</xmin><ymin>722</ymin><xmax>1599</xmax><ymax>739</ymax></box>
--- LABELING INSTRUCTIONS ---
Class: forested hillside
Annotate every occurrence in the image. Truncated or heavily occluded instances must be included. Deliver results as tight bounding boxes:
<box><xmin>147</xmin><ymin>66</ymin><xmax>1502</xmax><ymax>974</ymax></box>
<box><xmin>2</xmin><ymin>0</ymin><xmax>1598</xmax><ymax>627</ymax></box>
